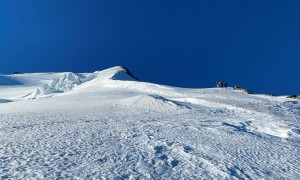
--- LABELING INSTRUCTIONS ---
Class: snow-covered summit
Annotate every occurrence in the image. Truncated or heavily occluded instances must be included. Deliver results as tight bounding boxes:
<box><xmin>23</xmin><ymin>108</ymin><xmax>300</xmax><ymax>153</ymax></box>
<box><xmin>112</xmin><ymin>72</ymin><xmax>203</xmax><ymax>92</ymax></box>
<box><xmin>93</xmin><ymin>66</ymin><xmax>139</xmax><ymax>81</ymax></box>
<box><xmin>0</xmin><ymin>66</ymin><xmax>299</xmax><ymax>179</ymax></box>
<box><xmin>8</xmin><ymin>66</ymin><xmax>138</xmax><ymax>99</ymax></box>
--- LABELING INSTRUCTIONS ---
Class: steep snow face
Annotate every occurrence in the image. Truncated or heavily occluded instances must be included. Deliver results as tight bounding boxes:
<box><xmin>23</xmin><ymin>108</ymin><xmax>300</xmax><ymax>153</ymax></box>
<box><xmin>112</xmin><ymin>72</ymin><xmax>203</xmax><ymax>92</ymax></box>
<box><xmin>0</xmin><ymin>67</ymin><xmax>300</xmax><ymax>179</ymax></box>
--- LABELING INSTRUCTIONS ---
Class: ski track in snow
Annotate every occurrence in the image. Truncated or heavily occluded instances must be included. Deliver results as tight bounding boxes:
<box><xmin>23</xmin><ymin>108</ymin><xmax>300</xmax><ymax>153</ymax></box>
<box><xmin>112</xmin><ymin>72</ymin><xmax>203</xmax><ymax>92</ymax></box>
<box><xmin>0</xmin><ymin>67</ymin><xmax>300</xmax><ymax>179</ymax></box>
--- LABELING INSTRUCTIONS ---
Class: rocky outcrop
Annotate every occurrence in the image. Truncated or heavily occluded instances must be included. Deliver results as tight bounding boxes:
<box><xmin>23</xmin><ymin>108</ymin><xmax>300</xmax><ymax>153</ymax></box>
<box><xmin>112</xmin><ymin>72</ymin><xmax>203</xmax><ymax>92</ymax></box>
<box><xmin>120</xmin><ymin>66</ymin><xmax>139</xmax><ymax>81</ymax></box>
<box><xmin>233</xmin><ymin>86</ymin><xmax>253</xmax><ymax>94</ymax></box>
<box><xmin>287</xmin><ymin>95</ymin><xmax>300</xmax><ymax>100</ymax></box>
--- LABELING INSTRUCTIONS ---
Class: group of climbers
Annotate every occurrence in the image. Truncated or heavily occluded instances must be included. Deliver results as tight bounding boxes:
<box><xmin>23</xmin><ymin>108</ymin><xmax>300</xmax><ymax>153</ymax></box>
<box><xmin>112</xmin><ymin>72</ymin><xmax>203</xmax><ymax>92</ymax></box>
<box><xmin>216</xmin><ymin>81</ymin><xmax>227</xmax><ymax>88</ymax></box>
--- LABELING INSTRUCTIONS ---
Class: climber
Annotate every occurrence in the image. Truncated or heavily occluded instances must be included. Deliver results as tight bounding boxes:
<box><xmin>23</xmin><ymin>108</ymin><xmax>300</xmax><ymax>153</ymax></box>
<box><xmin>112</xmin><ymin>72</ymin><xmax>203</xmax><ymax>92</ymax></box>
<box><xmin>223</xmin><ymin>82</ymin><xmax>228</xmax><ymax>88</ymax></box>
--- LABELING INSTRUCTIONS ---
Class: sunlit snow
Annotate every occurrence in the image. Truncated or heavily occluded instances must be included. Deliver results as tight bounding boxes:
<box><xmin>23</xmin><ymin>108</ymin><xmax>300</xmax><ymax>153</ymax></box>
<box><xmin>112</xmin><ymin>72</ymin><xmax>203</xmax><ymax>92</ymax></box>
<box><xmin>0</xmin><ymin>66</ymin><xmax>299</xmax><ymax>179</ymax></box>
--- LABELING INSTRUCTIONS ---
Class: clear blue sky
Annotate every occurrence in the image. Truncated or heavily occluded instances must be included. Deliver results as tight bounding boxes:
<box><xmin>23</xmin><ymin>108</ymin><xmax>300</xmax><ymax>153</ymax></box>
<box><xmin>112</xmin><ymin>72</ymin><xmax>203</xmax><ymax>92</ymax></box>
<box><xmin>1</xmin><ymin>0</ymin><xmax>300</xmax><ymax>95</ymax></box>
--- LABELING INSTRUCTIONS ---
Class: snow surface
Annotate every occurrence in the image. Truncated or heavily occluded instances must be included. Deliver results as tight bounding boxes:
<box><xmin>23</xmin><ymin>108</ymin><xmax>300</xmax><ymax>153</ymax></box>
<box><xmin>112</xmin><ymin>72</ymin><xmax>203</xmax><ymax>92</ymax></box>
<box><xmin>0</xmin><ymin>66</ymin><xmax>299</xmax><ymax>179</ymax></box>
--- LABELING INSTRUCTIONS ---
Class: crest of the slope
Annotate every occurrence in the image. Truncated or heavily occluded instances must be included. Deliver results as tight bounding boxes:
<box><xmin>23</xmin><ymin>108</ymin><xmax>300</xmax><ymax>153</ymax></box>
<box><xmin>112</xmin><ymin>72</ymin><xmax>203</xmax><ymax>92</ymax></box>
<box><xmin>93</xmin><ymin>66</ymin><xmax>139</xmax><ymax>81</ymax></box>
<box><xmin>24</xmin><ymin>66</ymin><xmax>139</xmax><ymax>99</ymax></box>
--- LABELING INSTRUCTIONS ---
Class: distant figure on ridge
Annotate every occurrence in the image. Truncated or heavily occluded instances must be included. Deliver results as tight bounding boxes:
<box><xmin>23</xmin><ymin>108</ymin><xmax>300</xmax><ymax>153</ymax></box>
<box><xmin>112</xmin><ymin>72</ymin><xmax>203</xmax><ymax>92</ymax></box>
<box><xmin>216</xmin><ymin>82</ymin><xmax>223</xmax><ymax>88</ymax></box>
<box><xmin>223</xmin><ymin>82</ymin><xmax>228</xmax><ymax>88</ymax></box>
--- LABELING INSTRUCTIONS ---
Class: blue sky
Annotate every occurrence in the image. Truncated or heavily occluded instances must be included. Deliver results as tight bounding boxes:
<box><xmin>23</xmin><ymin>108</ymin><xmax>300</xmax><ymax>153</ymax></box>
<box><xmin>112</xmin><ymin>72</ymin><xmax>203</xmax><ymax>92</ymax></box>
<box><xmin>1</xmin><ymin>0</ymin><xmax>300</xmax><ymax>95</ymax></box>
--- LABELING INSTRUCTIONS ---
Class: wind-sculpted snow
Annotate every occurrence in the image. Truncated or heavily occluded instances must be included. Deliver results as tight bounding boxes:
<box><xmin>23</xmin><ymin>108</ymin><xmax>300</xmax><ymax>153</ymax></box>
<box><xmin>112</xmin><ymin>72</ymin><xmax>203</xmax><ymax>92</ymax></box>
<box><xmin>48</xmin><ymin>72</ymin><xmax>82</xmax><ymax>91</ymax></box>
<box><xmin>25</xmin><ymin>72</ymin><xmax>96</xmax><ymax>99</ymax></box>
<box><xmin>0</xmin><ymin>67</ymin><xmax>300</xmax><ymax>179</ymax></box>
<box><xmin>118</xmin><ymin>94</ymin><xmax>190</xmax><ymax>112</ymax></box>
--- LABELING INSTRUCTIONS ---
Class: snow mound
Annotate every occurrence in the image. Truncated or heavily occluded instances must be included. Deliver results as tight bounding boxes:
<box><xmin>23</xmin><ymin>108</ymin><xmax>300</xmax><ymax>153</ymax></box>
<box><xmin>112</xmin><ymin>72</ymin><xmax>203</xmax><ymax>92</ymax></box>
<box><xmin>119</xmin><ymin>94</ymin><xmax>188</xmax><ymax>112</ymax></box>
<box><xmin>222</xmin><ymin>120</ymin><xmax>291</xmax><ymax>138</ymax></box>
<box><xmin>77</xmin><ymin>66</ymin><xmax>139</xmax><ymax>88</ymax></box>
<box><xmin>25</xmin><ymin>72</ymin><xmax>93</xmax><ymax>99</ymax></box>
<box><xmin>111</xmin><ymin>66</ymin><xmax>139</xmax><ymax>81</ymax></box>
<box><xmin>94</xmin><ymin>66</ymin><xmax>139</xmax><ymax>81</ymax></box>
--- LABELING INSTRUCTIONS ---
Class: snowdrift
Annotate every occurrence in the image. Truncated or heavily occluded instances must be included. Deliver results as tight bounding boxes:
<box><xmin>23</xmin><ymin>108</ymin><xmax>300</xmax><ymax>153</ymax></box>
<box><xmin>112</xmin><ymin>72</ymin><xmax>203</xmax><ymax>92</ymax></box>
<box><xmin>119</xmin><ymin>94</ymin><xmax>189</xmax><ymax>112</ymax></box>
<box><xmin>92</xmin><ymin>66</ymin><xmax>139</xmax><ymax>82</ymax></box>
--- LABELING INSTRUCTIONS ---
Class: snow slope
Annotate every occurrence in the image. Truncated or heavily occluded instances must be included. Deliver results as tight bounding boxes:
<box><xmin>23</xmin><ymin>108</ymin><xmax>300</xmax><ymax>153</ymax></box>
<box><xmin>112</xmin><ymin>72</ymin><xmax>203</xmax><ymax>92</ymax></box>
<box><xmin>0</xmin><ymin>66</ymin><xmax>299</xmax><ymax>179</ymax></box>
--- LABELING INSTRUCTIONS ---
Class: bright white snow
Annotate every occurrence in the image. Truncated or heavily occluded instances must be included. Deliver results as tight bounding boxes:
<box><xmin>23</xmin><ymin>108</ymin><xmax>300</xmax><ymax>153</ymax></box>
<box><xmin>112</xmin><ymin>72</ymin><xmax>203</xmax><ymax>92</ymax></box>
<box><xmin>0</xmin><ymin>66</ymin><xmax>299</xmax><ymax>179</ymax></box>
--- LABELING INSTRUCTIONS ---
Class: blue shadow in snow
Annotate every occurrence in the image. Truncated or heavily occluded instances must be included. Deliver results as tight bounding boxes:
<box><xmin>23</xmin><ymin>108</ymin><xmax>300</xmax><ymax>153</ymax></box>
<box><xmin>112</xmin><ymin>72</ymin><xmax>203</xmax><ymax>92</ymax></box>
<box><xmin>222</xmin><ymin>121</ymin><xmax>256</xmax><ymax>136</ymax></box>
<box><xmin>0</xmin><ymin>75</ymin><xmax>23</xmax><ymax>86</ymax></box>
